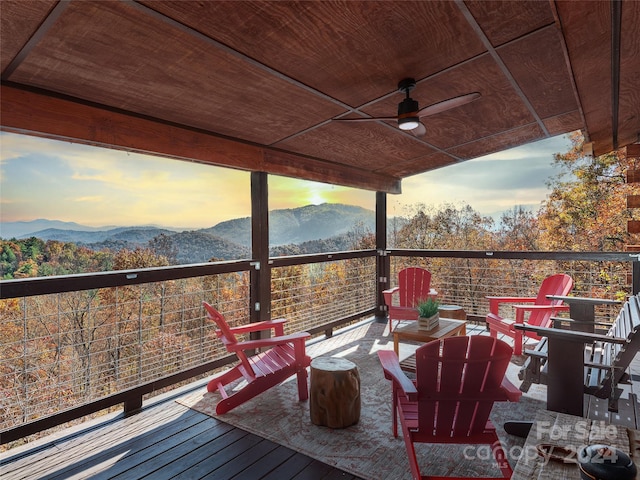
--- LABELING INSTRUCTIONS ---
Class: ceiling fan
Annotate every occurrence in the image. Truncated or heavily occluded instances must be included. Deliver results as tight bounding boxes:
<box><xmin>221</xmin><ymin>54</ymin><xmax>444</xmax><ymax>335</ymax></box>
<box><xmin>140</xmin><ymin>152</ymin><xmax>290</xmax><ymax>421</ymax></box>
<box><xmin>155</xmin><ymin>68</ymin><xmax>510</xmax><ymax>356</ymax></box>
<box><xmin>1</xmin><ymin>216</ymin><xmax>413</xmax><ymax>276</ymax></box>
<box><xmin>334</xmin><ymin>78</ymin><xmax>481</xmax><ymax>136</ymax></box>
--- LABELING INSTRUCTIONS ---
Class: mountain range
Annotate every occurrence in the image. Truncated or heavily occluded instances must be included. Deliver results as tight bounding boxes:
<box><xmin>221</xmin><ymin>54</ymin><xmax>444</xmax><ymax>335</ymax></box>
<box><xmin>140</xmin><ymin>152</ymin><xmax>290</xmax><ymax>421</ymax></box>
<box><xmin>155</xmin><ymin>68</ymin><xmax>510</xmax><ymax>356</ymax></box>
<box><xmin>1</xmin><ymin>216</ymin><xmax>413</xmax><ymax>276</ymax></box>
<box><xmin>1</xmin><ymin>203</ymin><xmax>380</xmax><ymax>262</ymax></box>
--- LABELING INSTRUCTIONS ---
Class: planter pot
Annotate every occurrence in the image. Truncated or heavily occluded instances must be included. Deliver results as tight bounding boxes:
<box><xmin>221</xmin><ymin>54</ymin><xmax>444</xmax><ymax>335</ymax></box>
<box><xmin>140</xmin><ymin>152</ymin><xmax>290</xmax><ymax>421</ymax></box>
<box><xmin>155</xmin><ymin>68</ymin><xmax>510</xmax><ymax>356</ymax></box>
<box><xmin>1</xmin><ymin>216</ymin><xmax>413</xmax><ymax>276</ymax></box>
<box><xmin>418</xmin><ymin>313</ymin><xmax>439</xmax><ymax>331</ymax></box>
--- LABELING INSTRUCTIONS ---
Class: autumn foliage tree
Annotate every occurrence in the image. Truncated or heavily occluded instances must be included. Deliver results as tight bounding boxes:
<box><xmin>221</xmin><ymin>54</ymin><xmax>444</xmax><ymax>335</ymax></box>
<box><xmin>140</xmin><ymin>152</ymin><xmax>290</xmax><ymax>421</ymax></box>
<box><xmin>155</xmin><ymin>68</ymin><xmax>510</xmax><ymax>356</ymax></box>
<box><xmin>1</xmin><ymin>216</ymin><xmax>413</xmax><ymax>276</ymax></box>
<box><xmin>538</xmin><ymin>132</ymin><xmax>635</xmax><ymax>251</ymax></box>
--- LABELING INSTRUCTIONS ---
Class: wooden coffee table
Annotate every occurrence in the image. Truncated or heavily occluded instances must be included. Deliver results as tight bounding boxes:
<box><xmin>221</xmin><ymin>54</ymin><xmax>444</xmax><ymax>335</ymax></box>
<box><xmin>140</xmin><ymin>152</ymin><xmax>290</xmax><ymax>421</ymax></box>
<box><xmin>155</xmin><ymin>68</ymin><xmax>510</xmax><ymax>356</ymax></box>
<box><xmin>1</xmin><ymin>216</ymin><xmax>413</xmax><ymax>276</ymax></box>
<box><xmin>393</xmin><ymin>318</ymin><xmax>467</xmax><ymax>373</ymax></box>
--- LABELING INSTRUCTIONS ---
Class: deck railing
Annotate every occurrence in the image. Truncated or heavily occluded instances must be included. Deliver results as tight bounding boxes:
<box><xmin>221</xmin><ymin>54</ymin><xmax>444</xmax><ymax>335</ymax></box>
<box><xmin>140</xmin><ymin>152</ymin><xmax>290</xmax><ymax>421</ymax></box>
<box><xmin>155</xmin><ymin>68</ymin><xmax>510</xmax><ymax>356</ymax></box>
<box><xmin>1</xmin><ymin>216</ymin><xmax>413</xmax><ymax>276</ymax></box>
<box><xmin>1</xmin><ymin>249</ymin><xmax>637</xmax><ymax>447</ymax></box>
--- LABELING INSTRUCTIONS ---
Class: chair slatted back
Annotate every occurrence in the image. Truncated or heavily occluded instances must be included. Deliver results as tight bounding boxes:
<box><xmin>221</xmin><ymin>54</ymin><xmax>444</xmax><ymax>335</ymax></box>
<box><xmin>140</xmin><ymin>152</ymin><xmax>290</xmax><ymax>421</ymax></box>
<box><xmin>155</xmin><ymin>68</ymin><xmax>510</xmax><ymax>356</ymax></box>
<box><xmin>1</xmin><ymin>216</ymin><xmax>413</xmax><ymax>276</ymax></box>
<box><xmin>605</xmin><ymin>295</ymin><xmax>640</xmax><ymax>386</ymax></box>
<box><xmin>397</xmin><ymin>267</ymin><xmax>432</xmax><ymax>308</ymax></box>
<box><xmin>414</xmin><ymin>336</ymin><xmax>512</xmax><ymax>439</ymax></box>
<box><xmin>203</xmin><ymin>302</ymin><xmax>254</xmax><ymax>377</ymax></box>
<box><xmin>528</xmin><ymin>273</ymin><xmax>574</xmax><ymax>328</ymax></box>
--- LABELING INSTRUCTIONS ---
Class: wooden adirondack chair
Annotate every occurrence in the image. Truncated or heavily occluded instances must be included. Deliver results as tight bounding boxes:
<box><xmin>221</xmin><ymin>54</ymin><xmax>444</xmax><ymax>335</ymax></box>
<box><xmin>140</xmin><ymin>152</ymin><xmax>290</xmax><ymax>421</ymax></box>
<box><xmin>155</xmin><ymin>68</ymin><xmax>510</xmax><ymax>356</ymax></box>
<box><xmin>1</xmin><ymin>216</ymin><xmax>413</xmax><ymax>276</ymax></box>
<box><xmin>203</xmin><ymin>302</ymin><xmax>311</xmax><ymax>414</ymax></box>
<box><xmin>383</xmin><ymin>267</ymin><xmax>438</xmax><ymax>332</ymax></box>
<box><xmin>378</xmin><ymin>335</ymin><xmax>521</xmax><ymax>480</ymax></box>
<box><xmin>517</xmin><ymin>293</ymin><xmax>640</xmax><ymax>415</ymax></box>
<box><xmin>485</xmin><ymin>273</ymin><xmax>573</xmax><ymax>355</ymax></box>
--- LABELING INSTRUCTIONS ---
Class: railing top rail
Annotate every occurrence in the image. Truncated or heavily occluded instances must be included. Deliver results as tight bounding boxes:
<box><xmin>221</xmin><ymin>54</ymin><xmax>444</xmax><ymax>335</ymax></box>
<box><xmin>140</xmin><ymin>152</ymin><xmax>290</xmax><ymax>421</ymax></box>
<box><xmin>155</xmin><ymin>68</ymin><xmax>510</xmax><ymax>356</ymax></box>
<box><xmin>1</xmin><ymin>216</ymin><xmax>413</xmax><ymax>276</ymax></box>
<box><xmin>0</xmin><ymin>259</ymin><xmax>255</xmax><ymax>299</ymax></box>
<box><xmin>2</xmin><ymin>249</ymin><xmax>635</xmax><ymax>300</ymax></box>
<box><xmin>387</xmin><ymin>249</ymin><xmax>637</xmax><ymax>262</ymax></box>
<box><xmin>269</xmin><ymin>249</ymin><xmax>376</xmax><ymax>267</ymax></box>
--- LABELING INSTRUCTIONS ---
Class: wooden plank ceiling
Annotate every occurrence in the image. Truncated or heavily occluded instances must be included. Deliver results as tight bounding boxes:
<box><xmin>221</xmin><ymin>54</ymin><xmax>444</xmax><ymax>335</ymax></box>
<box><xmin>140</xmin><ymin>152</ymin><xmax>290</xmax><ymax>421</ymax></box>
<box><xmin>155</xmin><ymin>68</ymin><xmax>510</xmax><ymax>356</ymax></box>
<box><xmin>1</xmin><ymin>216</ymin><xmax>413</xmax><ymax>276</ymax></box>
<box><xmin>1</xmin><ymin>0</ymin><xmax>639</xmax><ymax>193</ymax></box>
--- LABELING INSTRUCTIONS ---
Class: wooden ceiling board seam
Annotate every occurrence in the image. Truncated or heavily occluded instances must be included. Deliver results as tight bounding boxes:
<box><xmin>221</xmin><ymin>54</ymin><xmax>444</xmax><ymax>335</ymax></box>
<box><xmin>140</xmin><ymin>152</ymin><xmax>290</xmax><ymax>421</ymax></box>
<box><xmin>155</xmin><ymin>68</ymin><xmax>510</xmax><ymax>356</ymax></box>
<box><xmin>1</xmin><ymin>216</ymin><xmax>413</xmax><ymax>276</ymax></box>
<box><xmin>495</xmin><ymin>25</ymin><xmax>579</xmax><ymax>119</ymax></box>
<box><xmin>547</xmin><ymin>0</ymin><xmax>590</xmax><ymax>143</ymax></box>
<box><xmin>464</xmin><ymin>0</ymin><xmax>556</xmax><ymax>47</ymax></box>
<box><xmin>447</xmin><ymin>123</ymin><xmax>545</xmax><ymax>159</ymax></box>
<box><xmin>126</xmin><ymin>0</ymin><xmax>353</xmax><ymax>115</ymax></box>
<box><xmin>455</xmin><ymin>0</ymin><xmax>550</xmax><ymax>137</ymax></box>
<box><xmin>347</xmin><ymin>50</ymin><xmax>491</xmax><ymax>117</ymax></box>
<box><xmin>611</xmin><ymin>0</ymin><xmax>622</xmax><ymax>149</ymax></box>
<box><xmin>12</xmin><ymin>1</ymin><xmax>345</xmax><ymax>146</ymax></box>
<box><xmin>146</xmin><ymin>1</ymin><xmax>488</xmax><ymax>108</ymax></box>
<box><xmin>555</xmin><ymin>1</ymin><xmax>613</xmax><ymax>155</ymax></box>
<box><xmin>542</xmin><ymin>111</ymin><xmax>584</xmax><ymax>136</ymax></box>
<box><xmin>276</xmin><ymin>114</ymin><xmax>462</xmax><ymax>164</ymax></box>
<box><xmin>1</xmin><ymin>0</ymin><xmax>69</xmax><ymax>80</ymax></box>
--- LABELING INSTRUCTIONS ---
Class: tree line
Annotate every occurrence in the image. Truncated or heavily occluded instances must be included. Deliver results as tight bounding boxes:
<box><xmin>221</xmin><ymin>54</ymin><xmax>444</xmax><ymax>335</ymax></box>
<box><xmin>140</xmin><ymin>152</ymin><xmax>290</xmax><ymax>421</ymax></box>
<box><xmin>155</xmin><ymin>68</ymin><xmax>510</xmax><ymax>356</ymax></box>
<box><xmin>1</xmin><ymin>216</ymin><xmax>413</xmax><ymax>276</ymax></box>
<box><xmin>0</xmin><ymin>132</ymin><xmax>636</xmax><ymax>448</ymax></box>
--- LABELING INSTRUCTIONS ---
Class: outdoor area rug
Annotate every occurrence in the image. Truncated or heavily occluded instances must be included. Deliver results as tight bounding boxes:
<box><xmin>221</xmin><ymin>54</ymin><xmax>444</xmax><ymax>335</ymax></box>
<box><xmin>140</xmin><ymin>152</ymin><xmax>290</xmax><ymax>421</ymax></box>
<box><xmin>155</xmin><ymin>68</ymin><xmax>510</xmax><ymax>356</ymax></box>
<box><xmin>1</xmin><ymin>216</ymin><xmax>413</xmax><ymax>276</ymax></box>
<box><xmin>178</xmin><ymin>321</ymin><xmax>547</xmax><ymax>479</ymax></box>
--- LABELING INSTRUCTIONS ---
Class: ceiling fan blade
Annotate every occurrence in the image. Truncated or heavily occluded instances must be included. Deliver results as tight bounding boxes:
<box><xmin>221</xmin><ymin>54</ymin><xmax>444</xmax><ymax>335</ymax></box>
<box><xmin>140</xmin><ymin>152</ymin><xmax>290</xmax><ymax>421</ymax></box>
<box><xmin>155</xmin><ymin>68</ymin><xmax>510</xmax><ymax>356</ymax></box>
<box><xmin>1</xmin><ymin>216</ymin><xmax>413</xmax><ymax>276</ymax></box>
<box><xmin>333</xmin><ymin>116</ymin><xmax>398</xmax><ymax>123</ymax></box>
<box><xmin>418</xmin><ymin>92</ymin><xmax>481</xmax><ymax>118</ymax></box>
<box><xmin>410</xmin><ymin>122</ymin><xmax>427</xmax><ymax>137</ymax></box>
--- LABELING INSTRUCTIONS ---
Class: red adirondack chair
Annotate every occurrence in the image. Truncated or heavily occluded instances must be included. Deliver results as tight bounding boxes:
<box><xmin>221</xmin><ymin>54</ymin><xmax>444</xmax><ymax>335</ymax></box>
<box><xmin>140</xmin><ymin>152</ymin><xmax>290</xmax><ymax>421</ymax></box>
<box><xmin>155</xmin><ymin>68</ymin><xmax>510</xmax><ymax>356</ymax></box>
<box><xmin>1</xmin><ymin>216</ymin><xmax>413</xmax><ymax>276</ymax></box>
<box><xmin>383</xmin><ymin>267</ymin><xmax>438</xmax><ymax>331</ymax></box>
<box><xmin>203</xmin><ymin>302</ymin><xmax>311</xmax><ymax>414</ymax></box>
<box><xmin>485</xmin><ymin>273</ymin><xmax>573</xmax><ymax>355</ymax></box>
<box><xmin>378</xmin><ymin>336</ymin><xmax>521</xmax><ymax>480</ymax></box>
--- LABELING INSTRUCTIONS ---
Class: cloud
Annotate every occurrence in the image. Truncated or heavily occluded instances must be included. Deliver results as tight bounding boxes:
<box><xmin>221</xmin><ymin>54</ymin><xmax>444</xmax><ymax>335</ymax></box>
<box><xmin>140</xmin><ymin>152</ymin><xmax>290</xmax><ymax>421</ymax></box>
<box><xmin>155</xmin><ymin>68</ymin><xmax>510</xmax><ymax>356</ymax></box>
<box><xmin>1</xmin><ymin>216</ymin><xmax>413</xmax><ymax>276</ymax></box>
<box><xmin>73</xmin><ymin>196</ymin><xmax>104</xmax><ymax>203</ymax></box>
<box><xmin>391</xmin><ymin>134</ymin><xmax>572</xmax><ymax>219</ymax></box>
<box><xmin>1</xmin><ymin>131</ymin><xmax>573</xmax><ymax>228</ymax></box>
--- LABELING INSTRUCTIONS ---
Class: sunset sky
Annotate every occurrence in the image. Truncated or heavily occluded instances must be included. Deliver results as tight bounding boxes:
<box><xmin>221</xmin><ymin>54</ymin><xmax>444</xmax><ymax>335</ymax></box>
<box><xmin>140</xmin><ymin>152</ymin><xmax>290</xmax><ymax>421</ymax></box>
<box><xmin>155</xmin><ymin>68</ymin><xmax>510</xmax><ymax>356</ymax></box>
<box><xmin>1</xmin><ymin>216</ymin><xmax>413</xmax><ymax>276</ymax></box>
<box><xmin>0</xmin><ymin>131</ymin><xmax>571</xmax><ymax>230</ymax></box>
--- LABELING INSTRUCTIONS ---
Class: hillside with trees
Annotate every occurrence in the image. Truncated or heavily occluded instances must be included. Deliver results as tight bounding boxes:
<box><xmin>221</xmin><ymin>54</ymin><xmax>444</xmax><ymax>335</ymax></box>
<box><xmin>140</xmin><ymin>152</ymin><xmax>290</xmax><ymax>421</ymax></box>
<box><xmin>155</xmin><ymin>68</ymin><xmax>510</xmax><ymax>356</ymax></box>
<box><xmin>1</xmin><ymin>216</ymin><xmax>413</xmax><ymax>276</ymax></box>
<box><xmin>1</xmin><ymin>133</ymin><xmax>637</xmax><ymax>280</ymax></box>
<box><xmin>1</xmin><ymin>133</ymin><xmax>637</xmax><ymax>448</ymax></box>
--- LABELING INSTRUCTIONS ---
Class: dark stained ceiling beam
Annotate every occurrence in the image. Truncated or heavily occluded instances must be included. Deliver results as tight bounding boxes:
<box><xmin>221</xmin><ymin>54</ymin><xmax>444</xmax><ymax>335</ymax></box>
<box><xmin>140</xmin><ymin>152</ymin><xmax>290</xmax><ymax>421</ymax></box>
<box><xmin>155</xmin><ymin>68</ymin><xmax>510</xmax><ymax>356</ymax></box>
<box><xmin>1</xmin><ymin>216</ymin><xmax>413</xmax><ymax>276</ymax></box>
<box><xmin>0</xmin><ymin>84</ymin><xmax>401</xmax><ymax>194</ymax></box>
<box><xmin>611</xmin><ymin>0</ymin><xmax>622</xmax><ymax>149</ymax></box>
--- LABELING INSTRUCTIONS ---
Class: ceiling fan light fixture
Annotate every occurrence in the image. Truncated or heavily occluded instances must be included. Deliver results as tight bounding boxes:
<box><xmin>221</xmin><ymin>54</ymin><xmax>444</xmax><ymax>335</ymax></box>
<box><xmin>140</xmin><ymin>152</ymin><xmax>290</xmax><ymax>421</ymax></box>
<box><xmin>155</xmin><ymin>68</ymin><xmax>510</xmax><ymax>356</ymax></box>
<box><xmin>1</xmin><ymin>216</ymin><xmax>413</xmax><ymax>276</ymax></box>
<box><xmin>397</xmin><ymin>97</ymin><xmax>420</xmax><ymax>130</ymax></box>
<box><xmin>398</xmin><ymin>117</ymin><xmax>420</xmax><ymax>130</ymax></box>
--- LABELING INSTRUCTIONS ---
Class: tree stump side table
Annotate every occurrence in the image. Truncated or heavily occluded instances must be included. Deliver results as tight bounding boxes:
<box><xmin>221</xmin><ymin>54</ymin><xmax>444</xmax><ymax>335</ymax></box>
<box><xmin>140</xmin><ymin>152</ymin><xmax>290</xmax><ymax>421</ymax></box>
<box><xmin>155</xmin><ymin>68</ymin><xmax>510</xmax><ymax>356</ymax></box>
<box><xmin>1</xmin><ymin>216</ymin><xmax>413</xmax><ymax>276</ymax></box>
<box><xmin>309</xmin><ymin>357</ymin><xmax>360</xmax><ymax>428</ymax></box>
<box><xmin>438</xmin><ymin>304</ymin><xmax>467</xmax><ymax>320</ymax></box>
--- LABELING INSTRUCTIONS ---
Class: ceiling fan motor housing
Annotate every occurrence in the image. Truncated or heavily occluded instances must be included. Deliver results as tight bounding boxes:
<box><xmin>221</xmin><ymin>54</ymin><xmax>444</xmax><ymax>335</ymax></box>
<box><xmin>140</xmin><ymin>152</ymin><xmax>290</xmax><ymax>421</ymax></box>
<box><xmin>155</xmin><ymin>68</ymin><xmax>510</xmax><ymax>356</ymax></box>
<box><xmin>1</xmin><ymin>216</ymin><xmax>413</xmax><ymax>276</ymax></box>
<box><xmin>398</xmin><ymin>97</ymin><xmax>419</xmax><ymax>129</ymax></box>
<box><xmin>397</xmin><ymin>78</ymin><xmax>420</xmax><ymax>130</ymax></box>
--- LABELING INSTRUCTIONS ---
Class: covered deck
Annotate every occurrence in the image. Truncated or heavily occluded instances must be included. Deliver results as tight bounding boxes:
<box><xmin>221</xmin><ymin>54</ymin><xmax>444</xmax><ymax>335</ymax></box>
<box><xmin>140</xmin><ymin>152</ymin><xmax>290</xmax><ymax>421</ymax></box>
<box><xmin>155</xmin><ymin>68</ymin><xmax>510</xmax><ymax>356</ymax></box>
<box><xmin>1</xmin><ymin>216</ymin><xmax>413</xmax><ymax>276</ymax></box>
<box><xmin>3</xmin><ymin>319</ymin><xmax>640</xmax><ymax>480</ymax></box>
<box><xmin>2</xmin><ymin>2</ymin><xmax>640</xmax><ymax>478</ymax></box>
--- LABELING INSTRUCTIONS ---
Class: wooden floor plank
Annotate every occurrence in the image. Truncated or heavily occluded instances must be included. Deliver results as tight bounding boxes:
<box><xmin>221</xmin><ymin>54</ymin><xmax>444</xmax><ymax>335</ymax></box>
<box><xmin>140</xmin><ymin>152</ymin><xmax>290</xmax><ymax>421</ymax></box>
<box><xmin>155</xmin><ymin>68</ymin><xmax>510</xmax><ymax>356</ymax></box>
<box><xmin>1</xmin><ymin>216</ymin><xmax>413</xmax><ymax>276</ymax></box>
<box><xmin>258</xmin><ymin>452</ymin><xmax>319</xmax><ymax>480</ymax></box>
<box><xmin>320</xmin><ymin>469</ymin><xmax>358</xmax><ymax>479</ymax></box>
<box><xmin>33</xmin><ymin>406</ymin><xmax>197</xmax><ymax>480</ymax></box>
<box><xmin>292</xmin><ymin>458</ymin><xmax>342</xmax><ymax>479</ymax></box>
<box><xmin>166</xmin><ymin>432</ymin><xmax>263</xmax><ymax>480</ymax></box>
<box><xmin>229</xmin><ymin>445</ymin><xmax>297</xmax><ymax>480</ymax></box>
<box><xmin>5</xmin><ymin>401</ymin><xmax>193</xmax><ymax>479</ymax></box>
<box><xmin>110</xmin><ymin>420</ymin><xmax>240</xmax><ymax>480</ymax></box>
<box><xmin>200</xmin><ymin>438</ymin><xmax>280</xmax><ymax>479</ymax></box>
<box><xmin>62</xmin><ymin>413</ymin><xmax>220</xmax><ymax>480</ymax></box>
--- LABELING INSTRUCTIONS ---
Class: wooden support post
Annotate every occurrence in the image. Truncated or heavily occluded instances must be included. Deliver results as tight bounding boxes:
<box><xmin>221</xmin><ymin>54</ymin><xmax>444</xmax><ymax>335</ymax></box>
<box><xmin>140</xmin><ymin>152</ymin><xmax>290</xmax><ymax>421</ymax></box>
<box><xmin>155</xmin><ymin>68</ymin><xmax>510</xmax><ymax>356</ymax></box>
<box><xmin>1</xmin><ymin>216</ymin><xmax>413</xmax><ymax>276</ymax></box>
<box><xmin>251</xmin><ymin>172</ymin><xmax>271</xmax><ymax>336</ymax></box>
<box><xmin>376</xmin><ymin>191</ymin><xmax>390</xmax><ymax>322</ymax></box>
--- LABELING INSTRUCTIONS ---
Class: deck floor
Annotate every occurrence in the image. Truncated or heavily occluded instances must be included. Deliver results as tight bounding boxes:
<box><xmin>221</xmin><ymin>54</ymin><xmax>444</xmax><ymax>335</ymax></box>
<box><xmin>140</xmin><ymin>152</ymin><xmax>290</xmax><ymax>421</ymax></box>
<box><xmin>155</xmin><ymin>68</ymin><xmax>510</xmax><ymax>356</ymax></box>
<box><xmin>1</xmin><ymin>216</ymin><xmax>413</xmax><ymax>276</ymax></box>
<box><xmin>2</xmin><ymin>320</ymin><xmax>640</xmax><ymax>480</ymax></box>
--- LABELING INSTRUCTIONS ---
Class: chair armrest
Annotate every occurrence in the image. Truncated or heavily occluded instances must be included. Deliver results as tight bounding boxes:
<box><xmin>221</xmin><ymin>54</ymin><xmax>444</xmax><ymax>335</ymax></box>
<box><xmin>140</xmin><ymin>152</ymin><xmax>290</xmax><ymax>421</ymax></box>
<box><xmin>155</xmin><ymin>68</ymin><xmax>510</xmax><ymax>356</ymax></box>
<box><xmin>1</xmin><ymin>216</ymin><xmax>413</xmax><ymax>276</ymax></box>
<box><xmin>228</xmin><ymin>318</ymin><xmax>287</xmax><ymax>336</ymax></box>
<box><xmin>514</xmin><ymin>324</ymin><xmax>627</xmax><ymax>345</ymax></box>
<box><xmin>551</xmin><ymin>316</ymin><xmax>614</xmax><ymax>328</ymax></box>
<box><xmin>229</xmin><ymin>331</ymin><xmax>310</xmax><ymax>351</ymax></box>
<box><xmin>377</xmin><ymin>350</ymin><xmax>418</xmax><ymax>401</ymax></box>
<box><xmin>546</xmin><ymin>295</ymin><xmax>621</xmax><ymax>307</ymax></box>
<box><xmin>383</xmin><ymin>287</ymin><xmax>399</xmax><ymax>306</ymax></box>
<box><xmin>512</xmin><ymin>304</ymin><xmax>568</xmax><ymax>312</ymax></box>
<box><xmin>486</xmin><ymin>296</ymin><xmax>536</xmax><ymax>314</ymax></box>
<box><xmin>500</xmin><ymin>377</ymin><xmax>522</xmax><ymax>402</ymax></box>
<box><xmin>511</xmin><ymin>304</ymin><xmax>569</xmax><ymax>324</ymax></box>
<box><xmin>486</xmin><ymin>296</ymin><xmax>536</xmax><ymax>303</ymax></box>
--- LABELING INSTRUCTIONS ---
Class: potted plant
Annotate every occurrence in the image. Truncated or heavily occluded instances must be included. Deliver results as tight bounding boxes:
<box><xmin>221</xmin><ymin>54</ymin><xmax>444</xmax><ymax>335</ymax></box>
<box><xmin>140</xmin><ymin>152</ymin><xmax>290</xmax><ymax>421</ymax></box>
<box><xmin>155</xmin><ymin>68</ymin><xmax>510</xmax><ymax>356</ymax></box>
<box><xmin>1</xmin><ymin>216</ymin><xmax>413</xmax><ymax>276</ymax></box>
<box><xmin>417</xmin><ymin>297</ymin><xmax>440</xmax><ymax>331</ymax></box>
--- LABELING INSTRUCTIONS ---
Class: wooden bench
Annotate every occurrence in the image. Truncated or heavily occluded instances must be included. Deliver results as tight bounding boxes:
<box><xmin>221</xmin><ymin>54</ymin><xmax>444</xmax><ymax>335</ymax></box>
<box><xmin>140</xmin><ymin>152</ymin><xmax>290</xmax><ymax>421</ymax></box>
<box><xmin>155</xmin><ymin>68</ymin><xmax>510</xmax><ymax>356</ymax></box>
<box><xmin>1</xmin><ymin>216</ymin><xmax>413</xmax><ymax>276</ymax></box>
<box><xmin>516</xmin><ymin>294</ymin><xmax>640</xmax><ymax>416</ymax></box>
